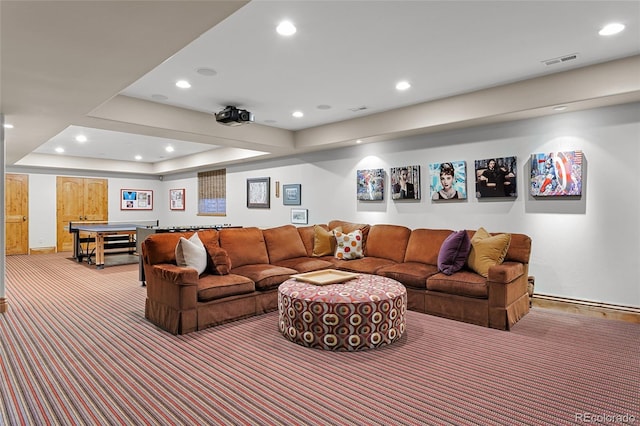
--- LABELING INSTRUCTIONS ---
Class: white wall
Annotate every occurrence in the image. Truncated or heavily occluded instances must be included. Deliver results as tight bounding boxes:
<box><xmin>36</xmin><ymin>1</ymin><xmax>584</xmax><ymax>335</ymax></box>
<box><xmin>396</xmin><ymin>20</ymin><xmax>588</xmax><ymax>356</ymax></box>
<box><xmin>12</xmin><ymin>103</ymin><xmax>640</xmax><ymax>308</ymax></box>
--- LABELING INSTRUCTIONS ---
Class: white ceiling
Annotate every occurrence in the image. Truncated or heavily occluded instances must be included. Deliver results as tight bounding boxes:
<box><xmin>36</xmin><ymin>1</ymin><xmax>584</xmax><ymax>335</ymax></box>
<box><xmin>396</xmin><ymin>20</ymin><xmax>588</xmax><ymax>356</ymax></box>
<box><xmin>2</xmin><ymin>1</ymin><xmax>640</xmax><ymax>176</ymax></box>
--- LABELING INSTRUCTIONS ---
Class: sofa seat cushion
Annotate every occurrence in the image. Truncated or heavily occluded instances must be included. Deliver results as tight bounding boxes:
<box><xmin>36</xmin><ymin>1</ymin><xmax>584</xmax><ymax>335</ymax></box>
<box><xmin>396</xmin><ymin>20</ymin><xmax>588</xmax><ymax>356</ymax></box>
<box><xmin>427</xmin><ymin>271</ymin><xmax>488</xmax><ymax>298</ymax></box>
<box><xmin>335</xmin><ymin>257</ymin><xmax>397</xmax><ymax>274</ymax></box>
<box><xmin>377</xmin><ymin>262</ymin><xmax>439</xmax><ymax>289</ymax></box>
<box><xmin>230</xmin><ymin>264</ymin><xmax>297</xmax><ymax>291</ymax></box>
<box><xmin>272</xmin><ymin>257</ymin><xmax>333</xmax><ymax>273</ymax></box>
<box><xmin>197</xmin><ymin>274</ymin><xmax>255</xmax><ymax>302</ymax></box>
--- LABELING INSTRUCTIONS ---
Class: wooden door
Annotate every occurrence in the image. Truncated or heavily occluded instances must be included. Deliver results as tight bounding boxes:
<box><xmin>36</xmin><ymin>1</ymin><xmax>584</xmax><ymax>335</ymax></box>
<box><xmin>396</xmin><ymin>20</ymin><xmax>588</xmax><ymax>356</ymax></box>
<box><xmin>56</xmin><ymin>177</ymin><xmax>108</xmax><ymax>252</ymax></box>
<box><xmin>5</xmin><ymin>173</ymin><xmax>29</xmax><ymax>255</ymax></box>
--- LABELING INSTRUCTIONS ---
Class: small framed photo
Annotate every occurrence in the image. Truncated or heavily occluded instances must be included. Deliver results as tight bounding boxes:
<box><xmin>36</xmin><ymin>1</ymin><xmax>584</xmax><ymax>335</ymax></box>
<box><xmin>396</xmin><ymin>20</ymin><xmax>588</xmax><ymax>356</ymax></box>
<box><xmin>247</xmin><ymin>177</ymin><xmax>270</xmax><ymax>208</ymax></box>
<box><xmin>170</xmin><ymin>188</ymin><xmax>185</xmax><ymax>210</ymax></box>
<box><xmin>291</xmin><ymin>208</ymin><xmax>308</xmax><ymax>224</ymax></box>
<box><xmin>283</xmin><ymin>184</ymin><xmax>301</xmax><ymax>205</ymax></box>
<box><xmin>121</xmin><ymin>189</ymin><xmax>153</xmax><ymax>210</ymax></box>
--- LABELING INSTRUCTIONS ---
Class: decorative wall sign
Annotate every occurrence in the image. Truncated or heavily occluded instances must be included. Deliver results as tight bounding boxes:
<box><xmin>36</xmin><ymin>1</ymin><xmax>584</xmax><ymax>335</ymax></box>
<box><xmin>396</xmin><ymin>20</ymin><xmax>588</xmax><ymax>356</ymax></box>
<box><xmin>390</xmin><ymin>165</ymin><xmax>420</xmax><ymax>200</ymax></box>
<box><xmin>530</xmin><ymin>150</ymin><xmax>583</xmax><ymax>196</ymax></box>
<box><xmin>291</xmin><ymin>208</ymin><xmax>308</xmax><ymax>224</ymax></box>
<box><xmin>357</xmin><ymin>168</ymin><xmax>384</xmax><ymax>201</ymax></box>
<box><xmin>475</xmin><ymin>157</ymin><xmax>517</xmax><ymax>198</ymax></box>
<box><xmin>170</xmin><ymin>188</ymin><xmax>185</xmax><ymax>210</ymax></box>
<box><xmin>429</xmin><ymin>161</ymin><xmax>467</xmax><ymax>200</ymax></box>
<box><xmin>247</xmin><ymin>177</ymin><xmax>271</xmax><ymax>208</ymax></box>
<box><xmin>121</xmin><ymin>189</ymin><xmax>153</xmax><ymax>210</ymax></box>
<box><xmin>283</xmin><ymin>184</ymin><xmax>301</xmax><ymax>205</ymax></box>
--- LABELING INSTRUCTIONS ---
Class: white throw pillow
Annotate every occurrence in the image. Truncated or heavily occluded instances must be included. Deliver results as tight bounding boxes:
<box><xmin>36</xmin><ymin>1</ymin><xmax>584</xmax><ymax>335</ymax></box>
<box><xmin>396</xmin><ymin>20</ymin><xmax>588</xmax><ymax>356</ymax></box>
<box><xmin>175</xmin><ymin>232</ymin><xmax>207</xmax><ymax>275</ymax></box>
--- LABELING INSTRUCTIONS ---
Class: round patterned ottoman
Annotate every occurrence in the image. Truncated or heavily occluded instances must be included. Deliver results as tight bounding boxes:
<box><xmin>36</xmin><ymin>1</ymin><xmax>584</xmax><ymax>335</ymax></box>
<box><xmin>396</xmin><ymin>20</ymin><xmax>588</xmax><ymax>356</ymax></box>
<box><xmin>278</xmin><ymin>274</ymin><xmax>407</xmax><ymax>351</ymax></box>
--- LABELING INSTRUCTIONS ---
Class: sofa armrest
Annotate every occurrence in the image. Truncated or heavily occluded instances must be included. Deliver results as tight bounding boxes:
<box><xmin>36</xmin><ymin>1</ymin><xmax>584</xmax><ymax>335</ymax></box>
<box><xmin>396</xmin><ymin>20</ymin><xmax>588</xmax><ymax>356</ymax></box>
<box><xmin>487</xmin><ymin>261</ymin><xmax>524</xmax><ymax>284</ymax></box>
<box><xmin>153</xmin><ymin>264</ymin><xmax>199</xmax><ymax>285</ymax></box>
<box><xmin>145</xmin><ymin>264</ymin><xmax>199</xmax><ymax>311</ymax></box>
<box><xmin>487</xmin><ymin>261</ymin><xmax>527</xmax><ymax>308</ymax></box>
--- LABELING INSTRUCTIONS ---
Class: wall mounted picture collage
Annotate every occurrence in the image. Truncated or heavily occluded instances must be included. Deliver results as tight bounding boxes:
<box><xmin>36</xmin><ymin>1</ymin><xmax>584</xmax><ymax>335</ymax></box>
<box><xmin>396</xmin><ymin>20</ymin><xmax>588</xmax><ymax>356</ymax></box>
<box><xmin>357</xmin><ymin>150</ymin><xmax>582</xmax><ymax>202</ymax></box>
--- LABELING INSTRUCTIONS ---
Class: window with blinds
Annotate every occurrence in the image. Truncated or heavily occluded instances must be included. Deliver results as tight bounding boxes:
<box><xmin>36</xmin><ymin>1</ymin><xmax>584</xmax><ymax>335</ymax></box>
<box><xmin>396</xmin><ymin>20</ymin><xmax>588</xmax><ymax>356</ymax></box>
<box><xmin>197</xmin><ymin>169</ymin><xmax>226</xmax><ymax>216</ymax></box>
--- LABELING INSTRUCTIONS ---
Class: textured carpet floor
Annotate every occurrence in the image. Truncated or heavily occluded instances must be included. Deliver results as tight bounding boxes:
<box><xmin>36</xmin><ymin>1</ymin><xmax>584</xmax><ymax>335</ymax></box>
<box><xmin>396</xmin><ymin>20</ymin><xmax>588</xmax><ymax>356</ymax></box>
<box><xmin>1</xmin><ymin>253</ymin><xmax>638</xmax><ymax>425</ymax></box>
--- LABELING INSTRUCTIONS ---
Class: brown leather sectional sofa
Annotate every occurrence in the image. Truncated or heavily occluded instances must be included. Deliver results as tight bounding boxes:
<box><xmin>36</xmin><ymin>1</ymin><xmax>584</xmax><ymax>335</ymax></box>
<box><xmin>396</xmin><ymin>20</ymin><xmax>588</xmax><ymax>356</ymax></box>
<box><xmin>141</xmin><ymin>220</ymin><xmax>531</xmax><ymax>335</ymax></box>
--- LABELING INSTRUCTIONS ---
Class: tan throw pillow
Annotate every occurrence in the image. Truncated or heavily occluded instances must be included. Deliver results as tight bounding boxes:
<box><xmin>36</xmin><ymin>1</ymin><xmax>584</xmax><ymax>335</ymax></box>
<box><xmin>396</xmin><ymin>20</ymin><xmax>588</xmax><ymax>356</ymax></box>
<box><xmin>312</xmin><ymin>225</ymin><xmax>341</xmax><ymax>257</ymax></box>
<box><xmin>175</xmin><ymin>232</ymin><xmax>207</xmax><ymax>275</ymax></box>
<box><xmin>467</xmin><ymin>227</ymin><xmax>511</xmax><ymax>278</ymax></box>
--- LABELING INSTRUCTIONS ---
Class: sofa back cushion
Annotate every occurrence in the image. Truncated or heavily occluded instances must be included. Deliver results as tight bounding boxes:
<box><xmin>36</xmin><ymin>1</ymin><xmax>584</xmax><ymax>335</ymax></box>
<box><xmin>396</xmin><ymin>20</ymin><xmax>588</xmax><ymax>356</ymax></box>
<box><xmin>142</xmin><ymin>232</ymin><xmax>193</xmax><ymax>265</ymax></box>
<box><xmin>404</xmin><ymin>229</ymin><xmax>453</xmax><ymax>265</ymax></box>
<box><xmin>364</xmin><ymin>224</ymin><xmax>411</xmax><ymax>263</ymax></box>
<box><xmin>263</xmin><ymin>225</ymin><xmax>308</xmax><ymax>263</ymax></box>
<box><xmin>219</xmin><ymin>227</ymin><xmax>269</xmax><ymax>268</ymax></box>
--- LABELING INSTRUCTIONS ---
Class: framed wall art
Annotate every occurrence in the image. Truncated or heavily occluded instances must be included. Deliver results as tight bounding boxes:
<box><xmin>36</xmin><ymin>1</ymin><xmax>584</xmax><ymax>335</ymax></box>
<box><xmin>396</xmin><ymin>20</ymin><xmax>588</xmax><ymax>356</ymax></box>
<box><xmin>474</xmin><ymin>156</ymin><xmax>517</xmax><ymax>198</ymax></box>
<box><xmin>170</xmin><ymin>188</ymin><xmax>185</xmax><ymax>210</ymax></box>
<box><xmin>390</xmin><ymin>165</ymin><xmax>420</xmax><ymax>200</ymax></box>
<box><xmin>247</xmin><ymin>177</ymin><xmax>271</xmax><ymax>208</ymax></box>
<box><xmin>429</xmin><ymin>161</ymin><xmax>467</xmax><ymax>200</ymax></box>
<box><xmin>530</xmin><ymin>150</ymin><xmax>583</xmax><ymax>197</ymax></box>
<box><xmin>283</xmin><ymin>184</ymin><xmax>301</xmax><ymax>205</ymax></box>
<box><xmin>121</xmin><ymin>189</ymin><xmax>153</xmax><ymax>210</ymax></box>
<box><xmin>291</xmin><ymin>208</ymin><xmax>308</xmax><ymax>225</ymax></box>
<box><xmin>357</xmin><ymin>168</ymin><xmax>384</xmax><ymax>201</ymax></box>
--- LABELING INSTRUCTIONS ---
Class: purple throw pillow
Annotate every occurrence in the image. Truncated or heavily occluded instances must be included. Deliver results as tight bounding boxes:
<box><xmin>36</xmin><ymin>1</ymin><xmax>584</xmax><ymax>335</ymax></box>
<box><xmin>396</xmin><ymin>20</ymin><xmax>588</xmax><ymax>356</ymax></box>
<box><xmin>437</xmin><ymin>230</ymin><xmax>471</xmax><ymax>275</ymax></box>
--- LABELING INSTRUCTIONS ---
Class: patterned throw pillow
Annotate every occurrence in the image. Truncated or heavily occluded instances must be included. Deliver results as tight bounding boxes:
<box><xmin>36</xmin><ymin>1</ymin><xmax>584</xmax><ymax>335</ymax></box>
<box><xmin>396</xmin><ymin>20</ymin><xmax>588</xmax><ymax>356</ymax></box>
<box><xmin>175</xmin><ymin>232</ymin><xmax>207</xmax><ymax>275</ymax></box>
<box><xmin>334</xmin><ymin>229</ymin><xmax>364</xmax><ymax>260</ymax></box>
<box><xmin>467</xmin><ymin>227</ymin><xmax>511</xmax><ymax>278</ymax></box>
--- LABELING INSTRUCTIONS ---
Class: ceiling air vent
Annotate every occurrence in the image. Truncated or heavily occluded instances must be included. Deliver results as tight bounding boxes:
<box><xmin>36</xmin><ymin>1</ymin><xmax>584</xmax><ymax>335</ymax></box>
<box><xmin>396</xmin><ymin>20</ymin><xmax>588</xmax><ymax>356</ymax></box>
<box><xmin>542</xmin><ymin>53</ymin><xmax>579</xmax><ymax>66</ymax></box>
<box><xmin>349</xmin><ymin>106</ymin><xmax>368</xmax><ymax>112</ymax></box>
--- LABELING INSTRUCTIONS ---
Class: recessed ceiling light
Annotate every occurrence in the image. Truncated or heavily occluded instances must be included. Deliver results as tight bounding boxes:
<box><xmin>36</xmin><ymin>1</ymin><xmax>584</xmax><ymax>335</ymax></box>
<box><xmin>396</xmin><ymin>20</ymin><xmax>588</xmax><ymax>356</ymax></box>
<box><xmin>165</xmin><ymin>146</ymin><xmax>174</xmax><ymax>152</ymax></box>
<box><xmin>553</xmin><ymin>105</ymin><xmax>568</xmax><ymax>111</ymax></box>
<box><xmin>356</xmin><ymin>139</ymin><xmax>363</xmax><ymax>144</ymax></box>
<box><xmin>277</xmin><ymin>20</ymin><xmax>296</xmax><ymax>36</ymax></box>
<box><xmin>135</xmin><ymin>155</ymin><xmax>142</xmax><ymax>161</ymax></box>
<box><xmin>599</xmin><ymin>23</ymin><xmax>625</xmax><ymax>36</ymax></box>
<box><xmin>75</xmin><ymin>135</ymin><xmax>87</xmax><ymax>143</ymax></box>
<box><xmin>396</xmin><ymin>81</ymin><xmax>411</xmax><ymax>91</ymax></box>
<box><xmin>55</xmin><ymin>147</ymin><xmax>64</xmax><ymax>153</ymax></box>
<box><xmin>3</xmin><ymin>123</ymin><xmax>14</xmax><ymax>129</ymax></box>
<box><xmin>152</xmin><ymin>94</ymin><xmax>168</xmax><ymax>101</ymax></box>
<box><xmin>292</xmin><ymin>111</ymin><xmax>304</xmax><ymax>118</ymax></box>
<box><xmin>176</xmin><ymin>80</ymin><xmax>191</xmax><ymax>89</ymax></box>
<box><xmin>197</xmin><ymin>67</ymin><xmax>217</xmax><ymax>76</ymax></box>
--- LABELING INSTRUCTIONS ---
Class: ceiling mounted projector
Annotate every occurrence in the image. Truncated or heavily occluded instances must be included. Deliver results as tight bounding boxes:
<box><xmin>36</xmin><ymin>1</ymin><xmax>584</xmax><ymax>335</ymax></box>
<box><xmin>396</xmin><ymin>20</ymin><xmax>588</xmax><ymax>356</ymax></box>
<box><xmin>215</xmin><ymin>106</ymin><xmax>254</xmax><ymax>126</ymax></box>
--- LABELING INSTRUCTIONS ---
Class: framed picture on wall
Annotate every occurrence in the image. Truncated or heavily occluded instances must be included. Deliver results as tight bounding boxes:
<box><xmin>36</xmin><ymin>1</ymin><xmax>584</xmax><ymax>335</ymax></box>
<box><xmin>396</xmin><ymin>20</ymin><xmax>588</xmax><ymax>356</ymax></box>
<box><xmin>530</xmin><ymin>150</ymin><xmax>583</xmax><ymax>196</ymax></box>
<box><xmin>121</xmin><ymin>189</ymin><xmax>153</xmax><ymax>210</ymax></box>
<box><xmin>357</xmin><ymin>168</ymin><xmax>384</xmax><ymax>201</ymax></box>
<box><xmin>429</xmin><ymin>161</ymin><xmax>467</xmax><ymax>200</ymax></box>
<box><xmin>474</xmin><ymin>157</ymin><xmax>517</xmax><ymax>198</ymax></box>
<box><xmin>390</xmin><ymin>165</ymin><xmax>420</xmax><ymax>200</ymax></box>
<box><xmin>291</xmin><ymin>208</ymin><xmax>308</xmax><ymax>224</ymax></box>
<box><xmin>247</xmin><ymin>177</ymin><xmax>270</xmax><ymax>208</ymax></box>
<box><xmin>283</xmin><ymin>184</ymin><xmax>301</xmax><ymax>205</ymax></box>
<box><xmin>170</xmin><ymin>188</ymin><xmax>185</xmax><ymax>210</ymax></box>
